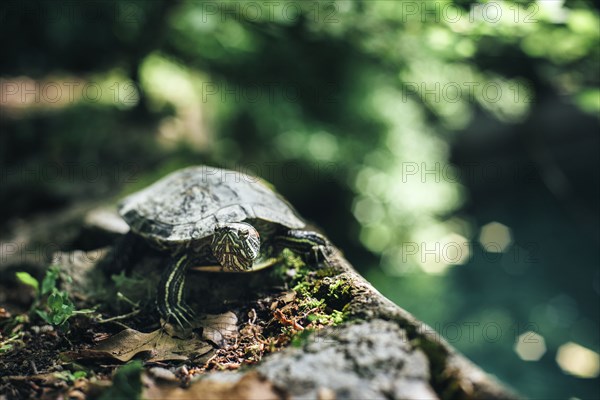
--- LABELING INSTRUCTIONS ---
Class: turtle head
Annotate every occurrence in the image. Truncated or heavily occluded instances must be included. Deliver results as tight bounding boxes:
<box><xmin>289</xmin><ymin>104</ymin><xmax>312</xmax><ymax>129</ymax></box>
<box><xmin>211</xmin><ymin>222</ymin><xmax>260</xmax><ymax>271</ymax></box>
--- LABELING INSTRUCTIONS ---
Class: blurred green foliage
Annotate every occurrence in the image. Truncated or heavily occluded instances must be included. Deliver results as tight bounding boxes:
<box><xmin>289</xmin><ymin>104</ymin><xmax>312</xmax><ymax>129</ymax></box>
<box><xmin>1</xmin><ymin>1</ymin><xmax>599</xmax><ymax>398</ymax></box>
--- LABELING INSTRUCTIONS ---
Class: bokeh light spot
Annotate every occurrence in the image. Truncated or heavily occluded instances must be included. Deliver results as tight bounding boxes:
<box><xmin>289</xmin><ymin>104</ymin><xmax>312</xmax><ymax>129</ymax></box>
<box><xmin>514</xmin><ymin>331</ymin><xmax>546</xmax><ymax>361</ymax></box>
<box><xmin>556</xmin><ymin>342</ymin><xmax>600</xmax><ymax>378</ymax></box>
<box><xmin>479</xmin><ymin>222</ymin><xmax>513</xmax><ymax>253</ymax></box>
<box><xmin>308</xmin><ymin>131</ymin><xmax>339</xmax><ymax>161</ymax></box>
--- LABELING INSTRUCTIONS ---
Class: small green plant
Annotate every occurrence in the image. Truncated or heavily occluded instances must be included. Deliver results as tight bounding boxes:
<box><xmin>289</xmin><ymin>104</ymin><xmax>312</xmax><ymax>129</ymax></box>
<box><xmin>37</xmin><ymin>290</ymin><xmax>76</xmax><ymax>328</ymax></box>
<box><xmin>99</xmin><ymin>360</ymin><xmax>143</xmax><ymax>400</ymax></box>
<box><xmin>16</xmin><ymin>265</ymin><xmax>61</xmax><ymax>299</ymax></box>
<box><xmin>16</xmin><ymin>266</ymin><xmax>93</xmax><ymax>331</ymax></box>
<box><xmin>54</xmin><ymin>370</ymin><xmax>87</xmax><ymax>383</ymax></box>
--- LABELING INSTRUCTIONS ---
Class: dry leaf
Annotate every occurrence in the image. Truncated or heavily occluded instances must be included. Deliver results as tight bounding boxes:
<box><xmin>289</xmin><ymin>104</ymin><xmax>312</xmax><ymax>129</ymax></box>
<box><xmin>280</xmin><ymin>291</ymin><xmax>296</xmax><ymax>303</ymax></box>
<box><xmin>63</xmin><ymin>312</ymin><xmax>238</xmax><ymax>363</ymax></box>
<box><xmin>273</xmin><ymin>309</ymin><xmax>303</xmax><ymax>331</ymax></box>
<box><xmin>196</xmin><ymin>312</ymin><xmax>238</xmax><ymax>346</ymax></box>
<box><xmin>63</xmin><ymin>328</ymin><xmax>213</xmax><ymax>363</ymax></box>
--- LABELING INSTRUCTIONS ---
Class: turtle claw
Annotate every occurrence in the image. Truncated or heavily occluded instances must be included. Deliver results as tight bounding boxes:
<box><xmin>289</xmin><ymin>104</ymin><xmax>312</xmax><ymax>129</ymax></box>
<box><xmin>170</xmin><ymin>302</ymin><xmax>196</xmax><ymax>328</ymax></box>
<box><xmin>156</xmin><ymin>297</ymin><xmax>196</xmax><ymax>328</ymax></box>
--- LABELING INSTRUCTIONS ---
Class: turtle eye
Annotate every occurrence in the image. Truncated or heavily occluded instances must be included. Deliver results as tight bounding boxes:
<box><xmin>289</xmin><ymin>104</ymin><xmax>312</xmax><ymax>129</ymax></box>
<box><xmin>239</xmin><ymin>229</ymin><xmax>249</xmax><ymax>239</ymax></box>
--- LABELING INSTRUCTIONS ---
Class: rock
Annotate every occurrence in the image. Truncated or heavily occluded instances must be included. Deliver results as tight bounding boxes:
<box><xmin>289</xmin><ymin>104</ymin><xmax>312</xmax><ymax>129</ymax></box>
<box><xmin>83</xmin><ymin>207</ymin><xmax>129</xmax><ymax>236</ymax></box>
<box><xmin>257</xmin><ymin>319</ymin><xmax>438</xmax><ymax>399</ymax></box>
<box><xmin>0</xmin><ymin>201</ymin><xmax>106</xmax><ymax>273</ymax></box>
<box><xmin>149</xmin><ymin>367</ymin><xmax>178</xmax><ymax>382</ymax></box>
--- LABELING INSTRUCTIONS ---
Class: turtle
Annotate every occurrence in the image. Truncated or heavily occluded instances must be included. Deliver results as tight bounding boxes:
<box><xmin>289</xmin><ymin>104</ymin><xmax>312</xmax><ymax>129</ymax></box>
<box><xmin>117</xmin><ymin>165</ymin><xmax>330</xmax><ymax>327</ymax></box>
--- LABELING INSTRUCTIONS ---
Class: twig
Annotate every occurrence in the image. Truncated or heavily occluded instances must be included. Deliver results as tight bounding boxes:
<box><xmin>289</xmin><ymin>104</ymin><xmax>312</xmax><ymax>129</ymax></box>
<box><xmin>96</xmin><ymin>309</ymin><xmax>141</xmax><ymax>324</ymax></box>
<box><xmin>0</xmin><ymin>331</ymin><xmax>24</xmax><ymax>347</ymax></box>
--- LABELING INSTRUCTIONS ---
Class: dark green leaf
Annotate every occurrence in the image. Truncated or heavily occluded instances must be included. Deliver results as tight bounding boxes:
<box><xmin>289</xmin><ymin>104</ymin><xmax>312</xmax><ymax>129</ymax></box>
<box><xmin>41</xmin><ymin>267</ymin><xmax>60</xmax><ymax>295</ymax></box>
<box><xmin>36</xmin><ymin>310</ymin><xmax>51</xmax><ymax>324</ymax></box>
<box><xmin>48</xmin><ymin>293</ymin><xmax>63</xmax><ymax>310</ymax></box>
<box><xmin>53</xmin><ymin>313</ymin><xmax>66</xmax><ymax>325</ymax></box>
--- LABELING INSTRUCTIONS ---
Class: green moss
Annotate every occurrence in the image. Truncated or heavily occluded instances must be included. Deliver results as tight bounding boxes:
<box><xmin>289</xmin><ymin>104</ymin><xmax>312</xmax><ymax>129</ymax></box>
<box><xmin>291</xmin><ymin>329</ymin><xmax>315</xmax><ymax>348</ymax></box>
<box><xmin>281</xmin><ymin>248</ymin><xmax>307</xmax><ymax>271</ymax></box>
<box><xmin>315</xmin><ymin>267</ymin><xmax>340</xmax><ymax>279</ymax></box>
<box><xmin>268</xmin><ymin>248</ymin><xmax>310</xmax><ymax>284</ymax></box>
<box><xmin>307</xmin><ymin>309</ymin><xmax>345</xmax><ymax>326</ymax></box>
<box><xmin>328</xmin><ymin>278</ymin><xmax>351</xmax><ymax>296</ymax></box>
<box><xmin>289</xmin><ymin>265</ymin><xmax>353</xmax><ymax>327</ymax></box>
<box><xmin>262</xmin><ymin>245</ymin><xmax>353</xmax><ymax>331</ymax></box>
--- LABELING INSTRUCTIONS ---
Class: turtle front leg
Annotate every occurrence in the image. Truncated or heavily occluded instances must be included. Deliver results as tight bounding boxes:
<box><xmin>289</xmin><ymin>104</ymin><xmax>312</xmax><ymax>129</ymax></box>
<box><xmin>157</xmin><ymin>254</ymin><xmax>195</xmax><ymax>327</ymax></box>
<box><xmin>275</xmin><ymin>230</ymin><xmax>333</xmax><ymax>264</ymax></box>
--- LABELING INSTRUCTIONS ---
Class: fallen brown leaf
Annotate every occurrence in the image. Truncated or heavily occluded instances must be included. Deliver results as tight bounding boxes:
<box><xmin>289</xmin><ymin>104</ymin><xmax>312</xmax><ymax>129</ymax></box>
<box><xmin>62</xmin><ymin>328</ymin><xmax>213</xmax><ymax>363</ymax></box>
<box><xmin>196</xmin><ymin>312</ymin><xmax>238</xmax><ymax>346</ymax></box>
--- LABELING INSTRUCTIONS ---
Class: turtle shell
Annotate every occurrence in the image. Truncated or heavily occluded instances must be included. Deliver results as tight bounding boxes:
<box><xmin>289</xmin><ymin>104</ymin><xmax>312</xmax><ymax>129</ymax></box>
<box><xmin>118</xmin><ymin>166</ymin><xmax>305</xmax><ymax>244</ymax></box>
